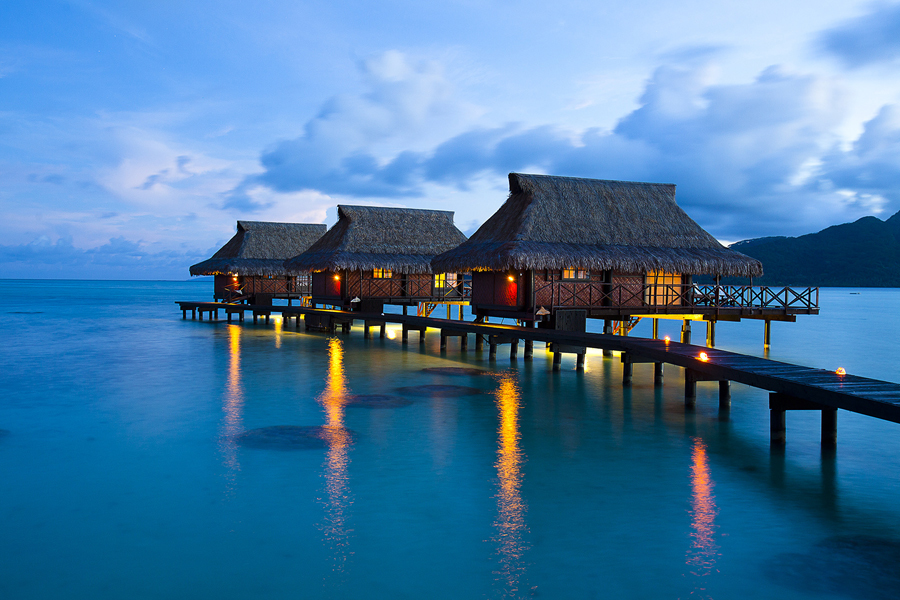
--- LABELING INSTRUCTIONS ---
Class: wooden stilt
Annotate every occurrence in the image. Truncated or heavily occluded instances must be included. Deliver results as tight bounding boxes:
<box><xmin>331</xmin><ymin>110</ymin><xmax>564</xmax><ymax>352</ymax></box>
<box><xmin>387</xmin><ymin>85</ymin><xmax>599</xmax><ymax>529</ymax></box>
<box><xmin>461</xmin><ymin>334</ymin><xmax>468</xmax><ymax>351</ymax></box>
<box><xmin>603</xmin><ymin>320</ymin><xmax>613</xmax><ymax>357</ymax></box>
<box><xmin>380</xmin><ymin>322</ymin><xmax>386</xmax><ymax>338</ymax></box>
<box><xmin>552</xmin><ymin>352</ymin><xmax>561</xmax><ymax>371</ymax></box>
<box><xmin>770</xmin><ymin>408</ymin><xmax>786</xmax><ymax>445</ymax></box>
<box><xmin>622</xmin><ymin>360</ymin><xmax>633</xmax><ymax>385</ymax></box>
<box><xmin>576</xmin><ymin>353</ymin><xmax>585</xmax><ymax>371</ymax></box>
<box><xmin>719</xmin><ymin>380</ymin><xmax>731</xmax><ymax>409</ymax></box>
<box><xmin>402</xmin><ymin>305</ymin><xmax>407</xmax><ymax>315</ymax></box>
<box><xmin>707</xmin><ymin>321</ymin><xmax>716</xmax><ymax>347</ymax></box>
<box><xmin>822</xmin><ymin>409</ymin><xmax>837</xmax><ymax>447</ymax></box>
<box><xmin>402</xmin><ymin>325</ymin><xmax>409</xmax><ymax>343</ymax></box>
<box><xmin>510</xmin><ymin>340</ymin><xmax>518</xmax><ymax>360</ymax></box>
<box><xmin>764</xmin><ymin>320</ymin><xmax>771</xmax><ymax>350</ymax></box>
<box><xmin>652</xmin><ymin>318</ymin><xmax>658</xmax><ymax>340</ymax></box>
<box><xmin>476</xmin><ymin>334</ymin><xmax>484</xmax><ymax>351</ymax></box>
<box><xmin>489</xmin><ymin>342</ymin><xmax>497</xmax><ymax>360</ymax></box>
<box><xmin>684</xmin><ymin>369</ymin><xmax>697</xmax><ymax>407</ymax></box>
<box><xmin>654</xmin><ymin>362</ymin><xmax>664</xmax><ymax>386</ymax></box>
<box><xmin>524</xmin><ymin>339</ymin><xmax>533</xmax><ymax>359</ymax></box>
<box><xmin>440</xmin><ymin>333</ymin><xmax>447</xmax><ymax>350</ymax></box>
<box><xmin>681</xmin><ymin>319</ymin><xmax>691</xmax><ymax>344</ymax></box>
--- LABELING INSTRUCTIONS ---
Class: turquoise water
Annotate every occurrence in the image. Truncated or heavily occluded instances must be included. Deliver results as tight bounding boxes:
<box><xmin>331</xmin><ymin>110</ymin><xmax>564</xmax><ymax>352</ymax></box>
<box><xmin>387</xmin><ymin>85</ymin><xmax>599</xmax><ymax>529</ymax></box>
<box><xmin>2</xmin><ymin>280</ymin><xmax>899</xmax><ymax>599</ymax></box>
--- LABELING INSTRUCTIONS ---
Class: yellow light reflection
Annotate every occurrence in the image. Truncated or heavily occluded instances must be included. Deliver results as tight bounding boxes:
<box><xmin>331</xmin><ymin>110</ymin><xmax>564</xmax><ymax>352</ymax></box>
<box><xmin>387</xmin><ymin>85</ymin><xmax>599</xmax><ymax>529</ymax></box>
<box><xmin>685</xmin><ymin>437</ymin><xmax>719</xmax><ymax>595</ymax></box>
<box><xmin>318</xmin><ymin>337</ymin><xmax>353</xmax><ymax>576</ymax></box>
<box><xmin>219</xmin><ymin>324</ymin><xmax>244</xmax><ymax>491</ymax></box>
<box><xmin>492</xmin><ymin>374</ymin><xmax>530</xmax><ymax>596</ymax></box>
<box><xmin>274</xmin><ymin>315</ymin><xmax>282</xmax><ymax>349</ymax></box>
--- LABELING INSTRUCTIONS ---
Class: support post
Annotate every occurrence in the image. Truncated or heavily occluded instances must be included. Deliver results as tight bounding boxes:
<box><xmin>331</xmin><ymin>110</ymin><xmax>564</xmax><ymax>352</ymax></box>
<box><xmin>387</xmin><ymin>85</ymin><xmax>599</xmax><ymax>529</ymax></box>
<box><xmin>822</xmin><ymin>409</ymin><xmax>837</xmax><ymax>447</ymax></box>
<box><xmin>489</xmin><ymin>341</ymin><xmax>497</xmax><ymax>360</ymax></box>
<box><xmin>461</xmin><ymin>334</ymin><xmax>468</xmax><ymax>351</ymax></box>
<box><xmin>681</xmin><ymin>319</ymin><xmax>691</xmax><ymax>345</ymax></box>
<box><xmin>622</xmin><ymin>360</ymin><xmax>633</xmax><ymax>386</ymax></box>
<box><xmin>402</xmin><ymin>325</ymin><xmax>409</xmax><ymax>343</ymax></box>
<box><xmin>475</xmin><ymin>334</ymin><xmax>484</xmax><ymax>351</ymax></box>
<box><xmin>402</xmin><ymin>305</ymin><xmax>407</xmax><ymax>315</ymax></box>
<box><xmin>192</xmin><ymin>308</ymin><xmax>196</xmax><ymax>320</ymax></box>
<box><xmin>654</xmin><ymin>362</ymin><xmax>664</xmax><ymax>386</ymax></box>
<box><xmin>603</xmin><ymin>320</ymin><xmax>613</xmax><ymax>357</ymax></box>
<box><xmin>719</xmin><ymin>380</ymin><xmax>731</xmax><ymax>410</ymax></box>
<box><xmin>380</xmin><ymin>322</ymin><xmax>386</xmax><ymax>338</ymax></box>
<box><xmin>420</xmin><ymin>329</ymin><xmax>426</xmax><ymax>344</ymax></box>
<box><xmin>706</xmin><ymin>321</ymin><xmax>716</xmax><ymax>347</ymax></box>
<box><xmin>364</xmin><ymin>324</ymin><xmax>370</xmax><ymax>339</ymax></box>
<box><xmin>524</xmin><ymin>339</ymin><xmax>533</xmax><ymax>359</ymax></box>
<box><xmin>764</xmin><ymin>320</ymin><xmax>771</xmax><ymax>350</ymax></box>
<box><xmin>770</xmin><ymin>408</ymin><xmax>786</xmax><ymax>445</ymax></box>
<box><xmin>440</xmin><ymin>332</ymin><xmax>447</xmax><ymax>350</ymax></box>
<box><xmin>510</xmin><ymin>340</ymin><xmax>518</xmax><ymax>360</ymax></box>
<box><xmin>652</xmin><ymin>318</ymin><xmax>658</xmax><ymax>340</ymax></box>
<box><xmin>227</xmin><ymin>312</ymin><xmax>232</xmax><ymax>323</ymax></box>
<box><xmin>684</xmin><ymin>369</ymin><xmax>697</xmax><ymax>407</ymax></box>
<box><xmin>552</xmin><ymin>352</ymin><xmax>561</xmax><ymax>371</ymax></box>
<box><xmin>576</xmin><ymin>353</ymin><xmax>585</xmax><ymax>371</ymax></box>
<box><xmin>342</xmin><ymin>321</ymin><xmax>351</xmax><ymax>334</ymax></box>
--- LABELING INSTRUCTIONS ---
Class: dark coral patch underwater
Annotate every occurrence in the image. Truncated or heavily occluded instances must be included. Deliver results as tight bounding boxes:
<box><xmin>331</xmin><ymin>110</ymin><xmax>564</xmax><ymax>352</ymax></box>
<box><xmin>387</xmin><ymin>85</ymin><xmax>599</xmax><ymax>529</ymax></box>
<box><xmin>235</xmin><ymin>425</ymin><xmax>354</xmax><ymax>450</ymax></box>
<box><xmin>396</xmin><ymin>384</ymin><xmax>483</xmax><ymax>397</ymax></box>
<box><xmin>344</xmin><ymin>394</ymin><xmax>413</xmax><ymax>408</ymax></box>
<box><xmin>420</xmin><ymin>367</ymin><xmax>488</xmax><ymax>376</ymax></box>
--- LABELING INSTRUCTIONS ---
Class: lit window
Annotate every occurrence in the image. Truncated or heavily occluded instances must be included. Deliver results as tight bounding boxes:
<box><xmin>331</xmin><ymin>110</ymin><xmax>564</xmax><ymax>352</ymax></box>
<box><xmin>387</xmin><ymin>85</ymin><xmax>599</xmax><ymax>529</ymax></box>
<box><xmin>434</xmin><ymin>273</ymin><xmax>446</xmax><ymax>287</ymax></box>
<box><xmin>373</xmin><ymin>268</ymin><xmax>392</xmax><ymax>279</ymax></box>
<box><xmin>563</xmin><ymin>268</ymin><xmax>589</xmax><ymax>280</ymax></box>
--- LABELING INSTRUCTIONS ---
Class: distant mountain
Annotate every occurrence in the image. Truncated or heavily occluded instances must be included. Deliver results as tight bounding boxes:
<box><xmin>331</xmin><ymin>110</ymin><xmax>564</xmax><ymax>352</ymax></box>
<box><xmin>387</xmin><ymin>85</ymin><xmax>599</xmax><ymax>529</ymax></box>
<box><xmin>722</xmin><ymin>211</ymin><xmax>900</xmax><ymax>287</ymax></box>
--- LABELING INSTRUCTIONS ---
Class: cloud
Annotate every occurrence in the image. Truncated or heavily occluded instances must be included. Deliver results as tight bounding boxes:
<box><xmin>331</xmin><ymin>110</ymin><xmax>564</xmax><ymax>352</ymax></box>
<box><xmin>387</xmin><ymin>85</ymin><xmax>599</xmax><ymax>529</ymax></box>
<box><xmin>242</xmin><ymin>50</ymin><xmax>480</xmax><ymax>199</ymax></box>
<box><xmin>817</xmin><ymin>2</ymin><xmax>900</xmax><ymax>67</ymax></box>
<box><xmin>0</xmin><ymin>235</ymin><xmax>207</xmax><ymax>280</ymax></box>
<box><xmin>818</xmin><ymin>104</ymin><xmax>900</xmax><ymax>211</ymax></box>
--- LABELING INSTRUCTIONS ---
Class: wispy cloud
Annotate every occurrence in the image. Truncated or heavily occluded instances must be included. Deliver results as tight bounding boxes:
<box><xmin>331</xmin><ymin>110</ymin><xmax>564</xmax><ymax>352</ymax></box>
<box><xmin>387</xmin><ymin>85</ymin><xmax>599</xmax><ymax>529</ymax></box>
<box><xmin>817</xmin><ymin>2</ymin><xmax>900</xmax><ymax>67</ymax></box>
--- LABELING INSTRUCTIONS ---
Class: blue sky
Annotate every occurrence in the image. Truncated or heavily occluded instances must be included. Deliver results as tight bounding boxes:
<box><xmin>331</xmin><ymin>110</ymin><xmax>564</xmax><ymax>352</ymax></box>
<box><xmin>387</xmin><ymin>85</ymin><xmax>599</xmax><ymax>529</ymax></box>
<box><xmin>3</xmin><ymin>0</ymin><xmax>900</xmax><ymax>279</ymax></box>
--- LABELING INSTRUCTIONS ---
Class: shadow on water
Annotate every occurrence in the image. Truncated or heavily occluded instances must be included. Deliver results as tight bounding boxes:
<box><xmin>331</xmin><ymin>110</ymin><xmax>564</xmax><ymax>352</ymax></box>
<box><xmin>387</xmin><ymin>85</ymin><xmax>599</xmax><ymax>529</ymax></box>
<box><xmin>763</xmin><ymin>536</ymin><xmax>900</xmax><ymax>600</ymax></box>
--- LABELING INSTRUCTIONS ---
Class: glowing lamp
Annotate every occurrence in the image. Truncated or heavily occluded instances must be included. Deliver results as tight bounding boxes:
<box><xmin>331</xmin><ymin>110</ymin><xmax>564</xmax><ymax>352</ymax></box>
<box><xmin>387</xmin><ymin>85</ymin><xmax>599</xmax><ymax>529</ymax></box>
<box><xmin>664</xmin><ymin>335</ymin><xmax>671</xmax><ymax>343</ymax></box>
<box><xmin>333</xmin><ymin>274</ymin><xmax>340</xmax><ymax>281</ymax></box>
<box><xmin>507</xmin><ymin>275</ymin><xmax>515</xmax><ymax>282</ymax></box>
<box><xmin>699</xmin><ymin>352</ymin><xmax>709</xmax><ymax>362</ymax></box>
<box><xmin>836</xmin><ymin>367</ymin><xmax>846</xmax><ymax>376</ymax></box>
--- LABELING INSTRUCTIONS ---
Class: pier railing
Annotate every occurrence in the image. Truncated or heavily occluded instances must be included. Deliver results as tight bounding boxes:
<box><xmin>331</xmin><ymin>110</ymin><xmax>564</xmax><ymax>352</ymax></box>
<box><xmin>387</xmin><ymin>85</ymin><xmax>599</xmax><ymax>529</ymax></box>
<box><xmin>532</xmin><ymin>280</ymin><xmax>818</xmax><ymax>314</ymax></box>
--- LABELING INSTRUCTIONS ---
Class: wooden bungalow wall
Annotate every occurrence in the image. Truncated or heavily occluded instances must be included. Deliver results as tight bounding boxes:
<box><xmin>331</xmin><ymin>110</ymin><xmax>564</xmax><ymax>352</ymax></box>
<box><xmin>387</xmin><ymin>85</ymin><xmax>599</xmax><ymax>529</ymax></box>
<box><xmin>474</xmin><ymin>270</ymin><xmax>686</xmax><ymax>312</ymax></box>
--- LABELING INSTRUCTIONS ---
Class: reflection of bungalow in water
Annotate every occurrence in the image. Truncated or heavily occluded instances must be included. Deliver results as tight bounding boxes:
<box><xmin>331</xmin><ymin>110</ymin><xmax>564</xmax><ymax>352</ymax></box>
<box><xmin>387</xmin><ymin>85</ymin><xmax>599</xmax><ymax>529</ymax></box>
<box><xmin>283</xmin><ymin>206</ymin><xmax>468</xmax><ymax>312</ymax></box>
<box><xmin>190</xmin><ymin>221</ymin><xmax>327</xmax><ymax>304</ymax></box>
<box><xmin>431</xmin><ymin>173</ymin><xmax>765</xmax><ymax>329</ymax></box>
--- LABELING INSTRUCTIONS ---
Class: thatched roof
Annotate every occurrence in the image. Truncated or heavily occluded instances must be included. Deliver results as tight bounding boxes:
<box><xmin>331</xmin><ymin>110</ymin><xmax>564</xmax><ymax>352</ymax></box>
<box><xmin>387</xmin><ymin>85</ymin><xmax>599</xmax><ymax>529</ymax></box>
<box><xmin>431</xmin><ymin>173</ymin><xmax>763</xmax><ymax>277</ymax></box>
<box><xmin>284</xmin><ymin>205</ymin><xmax>468</xmax><ymax>274</ymax></box>
<box><xmin>190</xmin><ymin>221</ymin><xmax>327</xmax><ymax>276</ymax></box>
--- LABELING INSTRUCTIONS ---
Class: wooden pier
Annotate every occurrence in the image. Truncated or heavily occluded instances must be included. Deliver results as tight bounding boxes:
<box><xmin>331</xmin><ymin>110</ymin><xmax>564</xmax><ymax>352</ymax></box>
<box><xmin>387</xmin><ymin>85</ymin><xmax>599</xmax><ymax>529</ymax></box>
<box><xmin>177</xmin><ymin>300</ymin><xmax>900</xmax><ymax>446</ymax></box>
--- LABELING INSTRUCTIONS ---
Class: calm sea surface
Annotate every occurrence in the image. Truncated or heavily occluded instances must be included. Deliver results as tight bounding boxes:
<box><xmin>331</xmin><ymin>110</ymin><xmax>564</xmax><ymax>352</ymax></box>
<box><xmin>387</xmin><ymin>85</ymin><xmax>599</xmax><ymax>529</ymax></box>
<box><xmin>2</xmin><ymin>280</ymin><xmax>900</xmax><ymax>599</ymax></box>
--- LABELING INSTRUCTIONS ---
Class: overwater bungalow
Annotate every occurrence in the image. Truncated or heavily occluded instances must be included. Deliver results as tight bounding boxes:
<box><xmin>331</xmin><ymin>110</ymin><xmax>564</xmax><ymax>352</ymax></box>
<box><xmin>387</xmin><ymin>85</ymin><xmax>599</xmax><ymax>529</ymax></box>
<box><xmin>431</xmin><ymin>173</ymin><xmax>811</xmax><ymax>331</ymax></box>
<box><xmin>283</xmin><ymin>205</ymin><xmax>468</xmax><ymax>312</ymax></box>
<box><xmin>190</xmin><ymin>220</ymin><xmax>326</xmax><ymax>304</ymax></box>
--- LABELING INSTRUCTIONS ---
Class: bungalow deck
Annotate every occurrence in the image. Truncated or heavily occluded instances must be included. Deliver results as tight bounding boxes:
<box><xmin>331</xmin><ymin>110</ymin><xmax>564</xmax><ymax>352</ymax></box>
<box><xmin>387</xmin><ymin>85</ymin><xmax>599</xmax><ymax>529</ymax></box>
<box><xmin>177</xmin><ymin>300</ymin><xmax>899</xmax><ymax>447</ymax></box>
